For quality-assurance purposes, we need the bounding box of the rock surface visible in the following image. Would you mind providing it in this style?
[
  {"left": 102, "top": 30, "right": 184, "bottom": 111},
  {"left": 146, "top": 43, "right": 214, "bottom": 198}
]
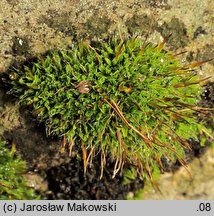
[{"left": 143, "top": 148, "right": 214, "bottom": 200}]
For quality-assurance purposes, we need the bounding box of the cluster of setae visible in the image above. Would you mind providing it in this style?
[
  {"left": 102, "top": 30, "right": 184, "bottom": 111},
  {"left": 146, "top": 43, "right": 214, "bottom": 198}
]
[
  {"left": 8, "top": 37, "right": 210, "bottom": 181},
  {"left": 0, "top": 138, "right": 39, "bottom": 199}
]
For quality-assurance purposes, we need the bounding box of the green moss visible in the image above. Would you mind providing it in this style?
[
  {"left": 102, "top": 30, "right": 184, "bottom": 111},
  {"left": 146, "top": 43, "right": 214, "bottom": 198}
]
[
  {"left": 8, "top": 37, "right": 209, "bottom": 181},
  {"left": 0, "top": 138, "right": 40, "bottom": 200}
]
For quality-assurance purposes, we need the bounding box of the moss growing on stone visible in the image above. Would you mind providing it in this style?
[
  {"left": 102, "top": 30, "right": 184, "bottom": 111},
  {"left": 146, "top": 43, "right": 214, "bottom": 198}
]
[
  {"left": 8, "top": 37, "right": 210, "bottom": 181},
  {"left": 0, "top": 138, "right": 39, "bottom": 200}
]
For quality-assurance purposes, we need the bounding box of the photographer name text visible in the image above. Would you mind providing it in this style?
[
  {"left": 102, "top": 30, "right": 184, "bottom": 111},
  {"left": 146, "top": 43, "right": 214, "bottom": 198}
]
[{"left": 3, "top": 202, "right": 117, "bottom": 213}]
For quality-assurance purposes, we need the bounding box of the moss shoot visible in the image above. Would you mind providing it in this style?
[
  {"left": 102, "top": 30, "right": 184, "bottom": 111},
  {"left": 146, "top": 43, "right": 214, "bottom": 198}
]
[
  {"left": 0, "top": 138, "right": 39, "bottom": 200},
  {"left": 8, "top": 37, "right": 210, "bottom": 181}
]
